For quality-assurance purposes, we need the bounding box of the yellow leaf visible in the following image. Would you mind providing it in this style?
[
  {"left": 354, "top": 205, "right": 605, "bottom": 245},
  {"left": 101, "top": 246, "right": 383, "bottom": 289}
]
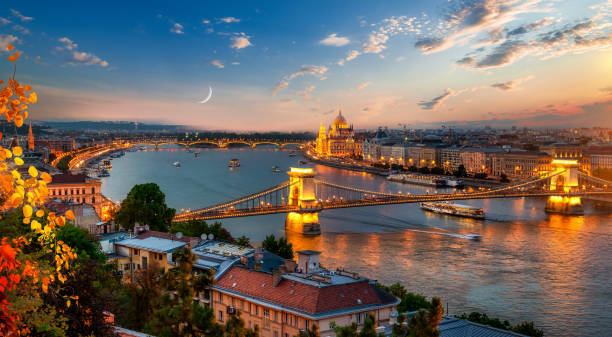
[
  {"left": 36, "top": 209, "right": 44, "bottom": 217},
  {"left": 23, "top": 204, "right": 33, "bottom": 217},
  {"left": 12, "top": 146, "right": 23, "bottom": 156},
  {"left": 65, "top": 210, "right": 75, "bottom": 221},
  {"left": 41, "top": 172, "right": 52, "bottom": 183},
  {"left": 22, "top": 217, "right": 30, "bottom": 224},
  {"left": 14, "top": 157, "right": 24, "bottom": 165},
  {"left": 5, "top": 149, "right": 12, "bottom": 158},
  {"left": 28, "top": 92, "right": 37, "bottom": 104},
  {"left": 31, "top": 220, "right": 41, "bottom": 232},
  {"left": 28, "top": 166, "right": 38, "bottom": 177}
]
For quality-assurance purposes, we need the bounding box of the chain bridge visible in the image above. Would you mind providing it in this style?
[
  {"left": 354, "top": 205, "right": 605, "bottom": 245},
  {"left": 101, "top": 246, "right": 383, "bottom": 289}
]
[{"left": 174, "top": 161, "right": 612, "bottom": 235}]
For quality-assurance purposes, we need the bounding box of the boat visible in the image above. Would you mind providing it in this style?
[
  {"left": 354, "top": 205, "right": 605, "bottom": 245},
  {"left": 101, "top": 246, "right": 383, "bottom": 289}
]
[
  {"left": 446, "top": 179, "right": 464, "bottom": 188},
  {"left": 420, "top": 201, "right": 485, "bottom": 219},
  {"left": 139, "top": 146, "right": 147, "bottom": 151},
  {"left": 103, "top": 160, "right": 112, "bottom": 169},
  {"left": 271, "top": 166, "right": 281, "bottom": 172},
  {"left": 194, "top": 152, "right": 200, "bottom": 158},
  {"left": 229, "top": 159, "right": 240, "bottom": 167},
  {"left": 173, "top": 161, "right": 181, "bottom": 167},
  {"left": 463, "top": 233, "right": 482, "bottom": 241},
  {"left": 388, "top": 174, "right": 446, "bottom": 187},
  {"left": 289, "top": 152, "right": 297, "bottom": 157},
  {"left": 97, "top": 169, "right": 110, "bottom": 177}
]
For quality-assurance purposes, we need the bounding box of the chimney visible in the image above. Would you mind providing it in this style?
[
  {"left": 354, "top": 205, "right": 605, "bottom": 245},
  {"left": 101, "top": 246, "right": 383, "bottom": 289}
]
[
  {"left": 284, "top": 259, "right": 297, "bottom": 273},
  {"left": 254, "top": 247, "right": 264, "bottom": 261},
  {"left": 240, "top": 256, "right": 249, "bottom": 266},
  {"left": 272, "top": 269, "right": 283, "bottom": 287},
  {"left": 254, "top": 261, "right": 262, "bottom": 271}
]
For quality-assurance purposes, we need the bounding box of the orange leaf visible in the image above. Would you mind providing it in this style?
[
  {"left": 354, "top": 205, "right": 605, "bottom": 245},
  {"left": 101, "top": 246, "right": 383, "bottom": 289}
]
[
  {"left": 7, "top": 45, "right": 14, "bottom": 51},
  {"left": 65, "top": 210, "right": 75, "bottom": 221},
  {"left": 8, "top": 55, "right": 15, "bottom": 63}
]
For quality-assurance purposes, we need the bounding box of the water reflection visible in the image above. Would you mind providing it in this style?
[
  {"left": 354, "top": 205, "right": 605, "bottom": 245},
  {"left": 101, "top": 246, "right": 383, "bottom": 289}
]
[{"left": 102, "top": 147, "right": 612, "bottom": 336}]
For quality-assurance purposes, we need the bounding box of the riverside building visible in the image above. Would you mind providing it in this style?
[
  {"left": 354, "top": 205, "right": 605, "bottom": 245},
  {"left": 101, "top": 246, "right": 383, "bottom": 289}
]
[{"left": 315, "top": 111, "right": 359, "bottom": 158}]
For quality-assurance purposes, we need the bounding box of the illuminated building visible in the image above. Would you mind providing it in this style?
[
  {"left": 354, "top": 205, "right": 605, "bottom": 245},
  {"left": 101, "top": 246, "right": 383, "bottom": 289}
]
[
  {"left": 491, "top": 151, "right": 552, "bottom": 179},
  {"left": 315, "top": 111, "right": 357, "bottom": 158},
  {"left": 545, "top": 159, "right": 584, "bottom": 215},
  {"left": 48, "top": 172, "right": 104, "bottom": 217}
]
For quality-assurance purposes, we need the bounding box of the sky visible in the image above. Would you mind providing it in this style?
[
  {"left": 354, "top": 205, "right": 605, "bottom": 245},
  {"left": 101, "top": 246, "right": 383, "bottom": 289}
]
[{"left": 0, "top": 0, "right": 611, "bottom": 131}]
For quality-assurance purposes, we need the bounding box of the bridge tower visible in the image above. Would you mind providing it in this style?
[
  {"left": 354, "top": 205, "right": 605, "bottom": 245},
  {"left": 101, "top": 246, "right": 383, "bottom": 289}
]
[
  {"left": 545, "top": 159, "right": 583, "bottom": 215},
  {"left": 285, "top": 167, "right": 321, "bottom": 235}
]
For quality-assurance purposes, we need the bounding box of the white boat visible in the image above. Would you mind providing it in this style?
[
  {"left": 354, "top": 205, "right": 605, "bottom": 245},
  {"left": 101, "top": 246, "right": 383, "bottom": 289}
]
[
  {"left": 173, "top": 161, "right": 181, "bottom": 167},
  {"left": 463, "top": 233, "right": 482, "bottom": 241},
  {"left": 229, "top": 159, "right": 240, "bottom": 167},
  {"left": 271, "top": 166, "right": 281, "bottom": 172},
  {"left": 420, "top": 201, "right": 485, "bottom": 219}
]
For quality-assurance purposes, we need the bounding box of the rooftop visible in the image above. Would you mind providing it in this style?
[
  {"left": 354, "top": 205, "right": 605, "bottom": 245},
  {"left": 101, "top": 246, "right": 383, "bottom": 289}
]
[
  {"left": 115, "top": 236, "right": 186, "bottom": 253},
  {"left": 49, "top": 172, "right": 99, "bottom": 184}
]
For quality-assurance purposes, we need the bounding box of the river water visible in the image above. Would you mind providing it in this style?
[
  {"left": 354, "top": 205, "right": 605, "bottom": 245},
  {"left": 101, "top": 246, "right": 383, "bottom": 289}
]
[{"left": 101, "top": 146, "right": 612, "bottom": 337}]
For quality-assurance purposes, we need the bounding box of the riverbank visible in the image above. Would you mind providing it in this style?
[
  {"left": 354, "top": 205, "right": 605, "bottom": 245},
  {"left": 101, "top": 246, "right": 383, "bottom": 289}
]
[{"left": 303, "top": 152, "right": 504, "bottom": 188}]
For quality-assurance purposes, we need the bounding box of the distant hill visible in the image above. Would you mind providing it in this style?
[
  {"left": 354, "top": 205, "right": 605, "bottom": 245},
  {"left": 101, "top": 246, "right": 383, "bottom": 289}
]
[{"left": 40, "top": 121, "right": 187, "bottom": 132}]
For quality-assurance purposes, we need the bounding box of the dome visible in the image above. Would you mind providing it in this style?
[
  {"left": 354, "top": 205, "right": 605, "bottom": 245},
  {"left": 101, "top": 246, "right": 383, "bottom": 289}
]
[{"left": 333, "top": 111, "right": 348, "bottom": 128}]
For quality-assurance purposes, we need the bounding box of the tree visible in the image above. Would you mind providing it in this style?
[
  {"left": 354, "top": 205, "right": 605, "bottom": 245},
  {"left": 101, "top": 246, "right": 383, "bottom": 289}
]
[
  {"left": 418, "top": 166, "right": 430, "bottom": 174},
  {"left": 56, "top": 224, "right": 105, "bottom": 261},
  {"left": 512, "top": 322, "right": 544, "bottom": 337},
  {"left": 299, "top": 324, "right": 321, "bottom": 337},
  {"left": 408, "top": 297, "right": 443, "bottom": 337},
  {"left": 224, "top": 310, "right": 259, "bottom": 337},
  {"left": 118, "top": 267, "right": 164, "bottom": 331},
  {"left": 262, "top": 234, "right": 294, "bottom": 259},
  {"left": 335, "top": 322, "right": 358, "bottom": 337},
  {"left": 170, "top": 220, "right": 236, "bottom": 243},
  {"left": 115, "top": 183, "right": 176, "bottom": 232},
  {"left": 56, "top": 155, "right": 72, "bottom": 172},
  {"left": 430, "top": 167, "right": 445, "bottom": 175},
  {"left": 453, "top": 165, "right": 467, "bottom": 177},
  {"left": 377, "top": 283, "right": 431, "bottom": 312},
  {"left": 359, "top": 314, "right": 378, "bottom": 337},
  {"left": 392, "top": 313, "right": 409, "bottom": 337},
  {"left": 456, "top": 312, "right": 544, "bottom": 337},
  {"left": 408, "top": 166, "right": 418, "bottom": 172}
]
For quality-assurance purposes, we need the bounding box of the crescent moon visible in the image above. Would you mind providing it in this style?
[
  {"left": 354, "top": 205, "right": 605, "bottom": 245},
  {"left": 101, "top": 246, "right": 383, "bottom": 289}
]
[{"left": 198, "top": 86, "right": 213, "bottom": 104}]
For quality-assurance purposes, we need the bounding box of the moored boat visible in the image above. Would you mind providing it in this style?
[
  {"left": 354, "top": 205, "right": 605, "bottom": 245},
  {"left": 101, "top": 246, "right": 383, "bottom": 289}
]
[
  {"left": 229, "top": 159, "right": 240, "bottom": 167},
  {"left": 271, "top": 165, "right": 281, "bottom": 172},
  {"left": 420, "top": 201, "right": 485, "bottom": 219},
  {"left": 173, "top": 161, "right": 181, "bottom": 167}
]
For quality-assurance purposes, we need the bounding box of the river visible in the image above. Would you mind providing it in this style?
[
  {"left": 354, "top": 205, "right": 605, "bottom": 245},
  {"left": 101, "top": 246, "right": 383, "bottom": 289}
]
[{"left": 100, "top": 145, "right": 612, "bottom": 337}]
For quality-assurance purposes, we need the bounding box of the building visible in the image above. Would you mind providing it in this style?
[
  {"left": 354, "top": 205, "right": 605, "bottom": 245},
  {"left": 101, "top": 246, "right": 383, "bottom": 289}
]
[
  {"left": 48, "top": 172, "right": 106, "bottom": 217},
  {"left": 381, "top": 315, "right": 530, "bottom": 337},
  {"left": 406, "top": 146, "right": 437, "bottom": 168},
  {"left": 315, "top": 111, "right": 358, "bottom": 158},
  {"left": 111, "top": 226, "right": 202, "bottom": 279},
  {"left": 211, "top": 249, "right": 399, "bottom": 337},
  {"left": 491, "top": 151, "right": 552, "bottom": 179},
  {"left": 46, "top": 200, "right": 110, "bottom": 235},
  {"left": 585, "top": 146, "right": 612, "bottom": 171},
  {"left": 440, "top": 147, "right": 462, "bottom": 172}
]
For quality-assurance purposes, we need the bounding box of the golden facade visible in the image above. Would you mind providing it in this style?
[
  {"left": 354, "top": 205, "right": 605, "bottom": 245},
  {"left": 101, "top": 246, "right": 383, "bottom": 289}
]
[{"left": 315, "top": 111, "right": 357, "bottom": 158}]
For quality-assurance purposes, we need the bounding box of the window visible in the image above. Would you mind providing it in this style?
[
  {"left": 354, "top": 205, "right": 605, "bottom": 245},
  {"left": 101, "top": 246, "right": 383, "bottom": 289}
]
[
  {"left": 218, "top": 310, "right": 223, "bottom": 322},
  {"left": 76, "top": 189, "right": 79, "bottom": 195},
  {"left": 231, "top": 297, "right": 235, "bottom": 307},
  {"left": 274, "top": 311, "right": 277, "bottom": 322},
  {"left": 305, "top": 319, "right": 309, "bottom": 330},
  {"left": 274, "top": 331, "right": 278, "bottom": 337},
  {"left": 91, "top": 187, "right": 95, "bottom": 194},
  {"left": 263, "top": 309, "right": 270, "bottom": 329},
  {"left": 254, "top": 305, "right": 258, "bottom": 316},
  {"left": 356, "top": 313, "right": 362, "bottom": 324},
  {"left": 133, "top": 249, "right": 139, "bottom": 256},
  {"left": 241, "top": 300, "right": 244, "bottom": 310},
  {"left": 82, "top": 188, "right": 85, "bottom": 194},
  {"left": 218, "top": 293, "right": 223, "bottom": 303}
]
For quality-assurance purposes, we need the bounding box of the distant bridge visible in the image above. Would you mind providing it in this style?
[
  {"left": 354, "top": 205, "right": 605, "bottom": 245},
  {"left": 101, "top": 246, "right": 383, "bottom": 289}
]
[
  {"left": 51, "top": 138, "right": 307, "bottom": 169},
  {"left": 173, "top": 165, "right": 612, "bottom": 234}
]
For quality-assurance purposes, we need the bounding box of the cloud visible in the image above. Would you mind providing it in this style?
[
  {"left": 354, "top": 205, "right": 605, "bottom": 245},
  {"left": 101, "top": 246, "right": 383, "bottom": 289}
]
[
  {"left": 0, "top": 35, "right": 19, "bottom": 52},
  {"left": 296, "top": 85, "right": 315, "bottom": 100},
  {"left": 490, "top": 75, "right": 534, "bottom": 91},
  {"left": 414, "top": 37, "right": 446, "bottom": 53},
  {"left": 231, "top": 33, "right": 252, "bottom": 49},
  {"left": 363, "top": 32, "right": 389, "bottom": 53},
  {"left": 10, "top": 9, "right": 33, "bottom": 22},
  {"left": 272, "top": 65, "right": 328, "bottom": 96},
  {"left": 231, "top": 62, "right": 240, "bottom": 65},
  {"left": 12, "top": 24, "right": 29, "bottom": 35},
  {"left": 56, "top": 37, "right": 109, "bottom": 67},
  {"left": 356, "top": 81, "right": 372, "bottom": 90},
  {"left": 338, "top": 50, "right": 361, "bottom": 66},
  {"left": 170, "top": 23, "right": 184, "bottom": 34},
  {"left": 0, "top": 17, "right": 10, "bottom": 25},
  {"left": 323, "top": 108, "right": 339, "bottom": 115},
  {"left": 211, "top": 60, "right": 224, "bottom": 69},
  {"left": 456, "top": 55, "right": 475, "bottom": 66},
  {"left": 472, "top": 40, "right": 530, "bottom": 68},
  {"left": 319, "top": 33, "right": 350, "bottom": 47},
  {"left": 600, "top": 86, "right": 612, "bottom": 96},
  {"left": 507, "top": 18, "right": 551, "bottom": 36},
  {"left": 219, "top": 17, "right": 241, "bottom": 23},
  {"left": 418, "top": 88, "right": 455, "bottom": 110},
  {"left": 202, "top": 19, "right": 211, "bottom": 24}
]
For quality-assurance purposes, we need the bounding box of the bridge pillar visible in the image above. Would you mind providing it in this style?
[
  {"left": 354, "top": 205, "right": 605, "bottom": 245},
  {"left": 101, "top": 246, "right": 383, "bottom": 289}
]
[
  {"left": 285, "top": 167, "right": 321, "bottom": 235},
  {"left": 545, "top": 159, "right": 584, "bottom": 215}
]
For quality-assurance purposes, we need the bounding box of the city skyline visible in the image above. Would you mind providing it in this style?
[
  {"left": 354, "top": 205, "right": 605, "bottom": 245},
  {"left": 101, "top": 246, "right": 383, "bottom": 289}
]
[{"left": 0, "top": 0, "right": 611, "bottom": 130}]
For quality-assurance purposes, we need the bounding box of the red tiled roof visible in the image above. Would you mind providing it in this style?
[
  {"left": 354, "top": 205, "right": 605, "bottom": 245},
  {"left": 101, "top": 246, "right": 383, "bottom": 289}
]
[
  {"left": 49, "top": 173, "right": 93, "bottom": 184},
  {"left": 215, "top": 266, "right": 396, "bottom": 315}
]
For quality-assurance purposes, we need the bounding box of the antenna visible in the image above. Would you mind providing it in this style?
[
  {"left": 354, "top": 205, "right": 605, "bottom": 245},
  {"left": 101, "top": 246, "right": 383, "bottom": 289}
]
[
  {"left": 176, "top": 232, "right": 183, "bottom": 240},
  {"left": 201, "top": 233, "right": 207, "bottom": 241},
  {"left": 207, "top": 233, "right": 214, "bottom": 240}
]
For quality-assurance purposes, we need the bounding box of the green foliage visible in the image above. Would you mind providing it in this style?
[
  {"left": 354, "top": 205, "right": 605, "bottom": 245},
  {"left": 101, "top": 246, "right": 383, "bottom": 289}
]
[
  {"left": 456, "top": 312, "right": 544, "bottom": 337},
  {"left": 334, "top": 322, "right": 358, "bottom": 337},
  {"left": 391, "top": 163, "right": 404, "bottom": 170},
  {"left": 418, "top": 166, "right": 430, "bottom": 174},
  {"left": 115, "top": 183, "right": 176, "bottom": 232},
  {"left": 224, "top": 310, "right": 259, "bottom": 337},
  {"left": 0, "top": 209, "right": 30, "bottom": 239},
  {"left": 56, "top": 224, "right": 105, "bottom": 261},
  {"left": 56, "top": 156, "right": 72, "bottom": 172},
  {"left": 474, "top": 172, "right": 488, "bottom": 179},
  {"left": 298, "top": 324, "right": 321, "bottom": 337},
  {"left": 262, "top": 234, "right": 294, "bottom": 259},
  {"left": 453, "top": 165, "right": 467, "bottom": 177},
  {"left": 117, "top": 267, "right": 164, "bottom": 331},
  {"left": 408, "top": 166, "right": 418, "bottom": 172},
  {"left": 391, "top": 313, "right": 409, "bottom": 337},
  {"left": 408, "top": 297, "right": 443, "bottom": 337},
  {"left": 430, "top": 167, "right": 445, "bottom": 175},
  {"left": 169, "top": 220, "right": 236, "bottom": 244},
  {"left": 359, "top": 314, "right": 378, "bottom": 337},
  {"left": 377, "top": 283, "right": 431, "bottom": 312}
]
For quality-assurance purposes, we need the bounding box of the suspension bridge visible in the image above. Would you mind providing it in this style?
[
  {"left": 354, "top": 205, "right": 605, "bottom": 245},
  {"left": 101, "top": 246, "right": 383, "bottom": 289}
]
[{"left": 174, "top": 160, "right": 612, "bottom": 235}]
